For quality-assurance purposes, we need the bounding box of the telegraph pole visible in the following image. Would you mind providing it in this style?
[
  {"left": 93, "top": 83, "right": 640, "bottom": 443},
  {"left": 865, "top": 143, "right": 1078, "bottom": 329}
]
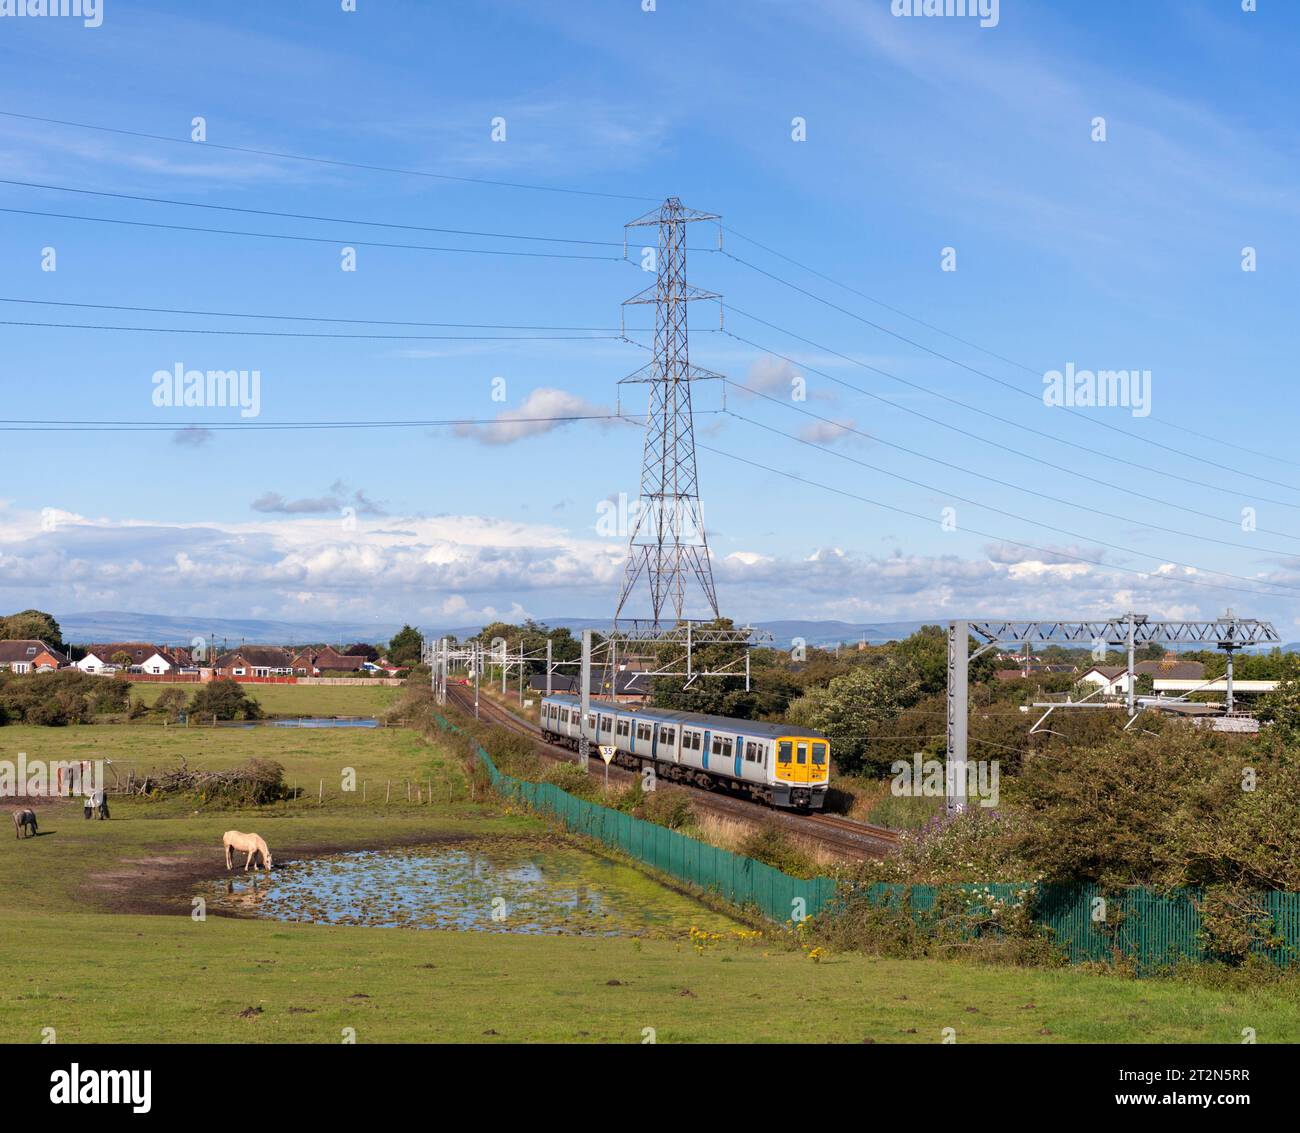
[{"left": 578, "top": 629, "right": 592, "bottom": 770}]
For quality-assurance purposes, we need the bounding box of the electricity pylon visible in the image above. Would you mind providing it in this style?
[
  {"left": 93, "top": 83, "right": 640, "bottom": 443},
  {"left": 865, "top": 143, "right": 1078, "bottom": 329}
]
[{"left": 614, "top": 197, "right": 723, "bottom": 631}]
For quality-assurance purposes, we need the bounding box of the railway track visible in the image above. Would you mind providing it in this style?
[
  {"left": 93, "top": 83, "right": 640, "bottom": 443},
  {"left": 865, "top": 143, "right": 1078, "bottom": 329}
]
[{"left": 444, "top": 683, "right": 900, "bottom": 859}]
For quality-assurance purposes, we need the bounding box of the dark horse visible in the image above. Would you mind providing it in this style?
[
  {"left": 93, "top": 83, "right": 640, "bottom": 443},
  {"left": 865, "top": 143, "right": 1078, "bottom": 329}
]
[{"left": 13, "top": 809, "right": 37, "bottom": 838}]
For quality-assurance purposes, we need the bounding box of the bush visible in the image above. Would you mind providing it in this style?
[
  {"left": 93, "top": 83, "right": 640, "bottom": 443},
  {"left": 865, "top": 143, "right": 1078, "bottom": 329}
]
[
  {"left": 738, "top": 825, "right": 817, "bottom": 878},
  {"left": 153, "top": 687, "right": 188, "bottom": 722},
  {"left": 0, "top": 670, "right": 131, "bottom": 725},
  {"left": 636, "top": 788, "right": 694, "bottom": 830},
  {"left": 188, "top": 679, "right": 263, "bottom": 721}
]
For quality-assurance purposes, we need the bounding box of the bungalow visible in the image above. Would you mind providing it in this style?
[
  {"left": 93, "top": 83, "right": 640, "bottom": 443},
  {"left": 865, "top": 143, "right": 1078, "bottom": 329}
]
[
  {"left": 0, "top": 639, "right": 68, "bottom": 673},
  {"left": 213, "top": 647, "right": 296, "bottom": 678},
  {"left": 76, "top": 642, "right": 165, "bottom": 673},
  {"left": 289, "top": 647, "right": 365, "bottom": 676}
]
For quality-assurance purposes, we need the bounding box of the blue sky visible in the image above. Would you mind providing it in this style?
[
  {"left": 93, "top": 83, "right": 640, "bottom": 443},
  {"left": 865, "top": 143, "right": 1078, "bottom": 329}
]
[{"left": 3, "top": 0, "right": 1300, "bottom": 635}]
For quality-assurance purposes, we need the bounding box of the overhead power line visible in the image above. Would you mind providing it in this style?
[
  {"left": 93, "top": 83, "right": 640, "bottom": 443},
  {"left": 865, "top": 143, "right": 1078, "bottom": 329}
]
[
  {"left": 0, "top": 318, "right": 628, "bottom": 341},
  {"left": 724, "top": 379, "right": 1300, "bottom": 557},
  {"left": 0, "top": 410, "right": 691, "bottom": 433},
  {"left": 0, "top": 110, "right": 659, "bottom": 202},
  {"left": 685, "top": 434, "right": 1300, "bottom": 603},
  {"left": 722, "top": 225, "right": 1300, "bottom": 475},
  {"left": 724, "top": 408, "right": 1300, "bottom": 596},
  {"left": 723, "top": 329, "right": 1300, "bottom": 543},
  {"left": 0, "top": 206, "right": 623, "bottom": 261},
  {"left": 723, "top": 315, "right": 1300, "bottom": 512},
  {"left": 0, "top": 296, "right": 636, "bottom": 332},
  {"left": 0, "top": 177, "right": 624, "bottom": 247}
]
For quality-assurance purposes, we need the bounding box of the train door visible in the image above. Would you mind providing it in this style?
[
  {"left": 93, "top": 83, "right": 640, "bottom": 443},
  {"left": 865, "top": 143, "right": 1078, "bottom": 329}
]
[
  {"left": 734, "top": 734, "right": 744, "bottom": 779},
  {"left": 793, "top": 740, "right": 810, "bottom": 784},
  {"left": 702, "top": 729, "right": 711, "bottom": 771}
]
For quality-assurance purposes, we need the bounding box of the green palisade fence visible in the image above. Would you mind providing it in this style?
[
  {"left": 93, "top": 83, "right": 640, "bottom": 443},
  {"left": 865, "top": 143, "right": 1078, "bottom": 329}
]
[{"left": 440, "top": 713, "right": 1300, "bottom": 964}]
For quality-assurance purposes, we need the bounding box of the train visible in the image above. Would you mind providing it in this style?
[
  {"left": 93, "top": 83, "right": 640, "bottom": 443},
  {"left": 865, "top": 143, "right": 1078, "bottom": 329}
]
[{"left": 539, "top": 693, "right": 829, "bottom": 811}]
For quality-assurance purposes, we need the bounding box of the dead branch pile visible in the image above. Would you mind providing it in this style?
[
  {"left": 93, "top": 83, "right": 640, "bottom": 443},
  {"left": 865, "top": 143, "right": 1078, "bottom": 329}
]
[{"left": 150, "top": 758, "right": 287, "bottom": 806}]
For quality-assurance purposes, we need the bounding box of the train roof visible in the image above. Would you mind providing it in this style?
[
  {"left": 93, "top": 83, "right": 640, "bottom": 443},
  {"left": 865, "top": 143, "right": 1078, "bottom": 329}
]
[{"left": 541, "top": 692, "right": 828, "bottom": 741}]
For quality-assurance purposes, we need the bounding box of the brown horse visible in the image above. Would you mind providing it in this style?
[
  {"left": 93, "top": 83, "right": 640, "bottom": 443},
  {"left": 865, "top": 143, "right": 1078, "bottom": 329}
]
[
  {"left": 13, "top": 809, "right": 37, "bottom": 839},
  {"left": 223, "top": 830, "right": 272, "bottom": 871}
]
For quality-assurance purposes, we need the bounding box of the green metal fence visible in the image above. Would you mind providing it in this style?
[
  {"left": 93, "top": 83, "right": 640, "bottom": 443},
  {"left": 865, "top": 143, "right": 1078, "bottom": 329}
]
[
  {"left": 439, "top": 713, "right": 1300, "bottom": 964},
  {"left": 434, "top": 712, "right": 837, "bottom": 923}
]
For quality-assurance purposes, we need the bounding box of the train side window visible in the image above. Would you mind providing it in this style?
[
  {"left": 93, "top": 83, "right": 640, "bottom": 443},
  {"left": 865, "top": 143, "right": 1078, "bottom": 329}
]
[
  {"left": 778, "top": 741, "right": 792, "bottom": 764},
  {"left": 745, "top": 742, "right": 759, "bottom": 763},
  {"left": 796, "top": 743, "right": 808, "bottom": 765},
  {"left": 601, "top": 715, "right": 612, "bottom": 734},
  {"left": 659, "top": 726, "right": 675, "bottom": 745},
  {"left": 616, "top": 718, "right": 630, "bottom": 738},
  {"left": 812, "top": 743, "right": 827, "bottom": 766}
]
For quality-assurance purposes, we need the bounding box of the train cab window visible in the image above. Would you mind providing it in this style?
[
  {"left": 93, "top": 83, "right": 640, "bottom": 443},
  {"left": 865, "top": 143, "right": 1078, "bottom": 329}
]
[
  {"left": 659, "top": 726, "right": 675, "bottom": 746},
  {"left": 616, "top": 718, "right": 630, "bottom": 738},
  {"left": 811, "top": 743, "right": 827, "bottom": 766},
  {"left": 777, "top": 741, "right": 792, "bottom": 764},
  {"left": 796, "top": 743, "right": 808, "bottom": 765}
]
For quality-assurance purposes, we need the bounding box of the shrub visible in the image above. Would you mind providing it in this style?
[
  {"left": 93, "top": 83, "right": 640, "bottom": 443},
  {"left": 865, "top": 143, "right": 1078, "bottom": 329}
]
[{"left": 188, "top": 678, "right": 263, "bottom": 721}]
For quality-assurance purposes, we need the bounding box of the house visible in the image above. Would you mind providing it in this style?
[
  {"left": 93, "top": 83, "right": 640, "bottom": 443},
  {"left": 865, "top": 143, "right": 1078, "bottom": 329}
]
[
  {"left": 76, "top": 642, "right": 167, "bottom": 673},
  {"left": 0, "top": 639, "right": 68, "bottom": 673},
  {"left": 213, "top": 647, "right": 296, "bottom": 678},
  {"left": 289, "top": 647, "right": 365, "bottom": 676},
  {"left": 1079, "top": 659, "right": 1207, "bottom": 697}
]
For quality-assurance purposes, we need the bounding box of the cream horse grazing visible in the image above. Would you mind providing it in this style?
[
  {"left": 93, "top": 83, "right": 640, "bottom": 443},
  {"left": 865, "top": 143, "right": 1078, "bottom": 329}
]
[{"left": 223, "top": 830, "right": 273, "bottom": 872}]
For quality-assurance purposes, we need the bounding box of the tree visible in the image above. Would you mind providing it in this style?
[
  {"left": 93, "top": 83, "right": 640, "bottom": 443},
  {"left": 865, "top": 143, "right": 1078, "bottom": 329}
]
[
  {"left": 110, "top": 651, "right": 133, "bottom": 669},
  {"left": 154, "top": 686, "right": 189, "bottom": 722},
  {"left": 0, "top": 609, "right": 63, "bottom": 649},
  {"left": 343, "top": 642, "right": 379, "bottom": 661},
  {"left": 387, "top": 625, "right": 424, "bottom": 667},
  {"left": 786, "top": 661, "right": 923, "bottom": 775},
  {"left": 1256, "top": 655, "right": 1300, "bottom": 741},
  {"left": 189, "top": 678, "right": 263, "bottom": 721}
]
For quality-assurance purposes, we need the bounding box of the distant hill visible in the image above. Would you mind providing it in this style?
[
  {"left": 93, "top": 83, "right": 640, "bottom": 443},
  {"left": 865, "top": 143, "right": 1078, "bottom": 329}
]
[
  {"left": 56, "top": 611, "right": 934, "bottom": 649},
  {"left": 57, "top": 611, "right": 406, "bottom": 649}
]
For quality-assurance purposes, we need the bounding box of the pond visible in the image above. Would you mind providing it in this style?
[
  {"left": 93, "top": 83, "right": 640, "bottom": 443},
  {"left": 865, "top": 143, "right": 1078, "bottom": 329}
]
[{"left": 204, "top": 840, "right": 743, "bottom": 938}]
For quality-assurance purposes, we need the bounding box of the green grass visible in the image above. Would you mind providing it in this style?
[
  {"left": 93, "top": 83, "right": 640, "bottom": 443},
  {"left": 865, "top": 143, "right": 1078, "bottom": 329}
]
[
  {"left": 130, "top": 680, "right": 402, "bottom": 717},
  {"left": 4, "top": 722, "right": 1300, "bottom": 1043},
  {"left": 3, "top": 913, "right": 1298, "bottom": 1043}
]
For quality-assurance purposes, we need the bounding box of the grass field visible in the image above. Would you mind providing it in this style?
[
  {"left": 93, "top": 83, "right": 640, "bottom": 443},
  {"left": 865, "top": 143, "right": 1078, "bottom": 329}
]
[
  {"left": 3, "top": 721, "right": 1300, "bottom": 1043},
  {"left": 131, "top": 680, "right": 402, "bottom": 717}
]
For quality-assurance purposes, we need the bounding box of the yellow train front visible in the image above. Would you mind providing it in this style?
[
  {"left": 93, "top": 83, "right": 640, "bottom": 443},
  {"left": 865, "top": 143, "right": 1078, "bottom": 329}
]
[{"left": 539, "top": 695, "right": 830, "bottom": 810}]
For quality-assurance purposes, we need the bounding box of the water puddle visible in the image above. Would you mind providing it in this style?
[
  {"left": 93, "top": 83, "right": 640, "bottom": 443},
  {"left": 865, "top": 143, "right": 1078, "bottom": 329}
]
[{"left": 204, "top": 840, "right": 742, "bottom": 937}]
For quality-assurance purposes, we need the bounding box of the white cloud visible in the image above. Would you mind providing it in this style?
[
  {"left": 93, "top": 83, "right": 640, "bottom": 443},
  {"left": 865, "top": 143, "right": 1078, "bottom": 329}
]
[{"left": 453, "top": 387, "right": 609, "bottom": 446}]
